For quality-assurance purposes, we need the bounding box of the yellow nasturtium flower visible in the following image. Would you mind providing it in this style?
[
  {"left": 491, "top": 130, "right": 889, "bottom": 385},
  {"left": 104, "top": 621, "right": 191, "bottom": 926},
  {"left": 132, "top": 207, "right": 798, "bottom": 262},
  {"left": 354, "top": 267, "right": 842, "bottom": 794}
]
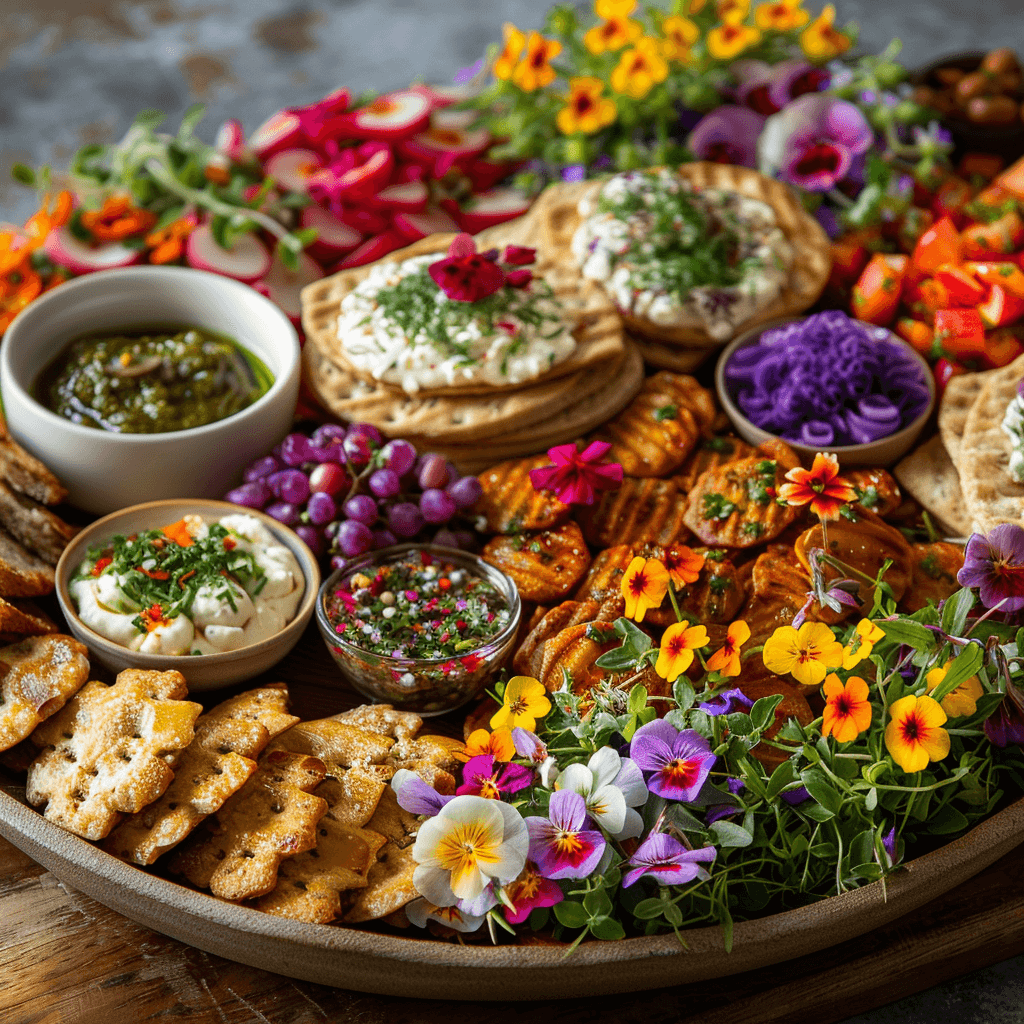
[
  {"left": 655, "top": 622, "right": 709, "bottom": 683},
  {"left": 511, "top": 31, "right": 563, "bottom": 92},
  {"left": 885, "top": 695, "right": 950, "bottom": 773},
  {"left": 557, "top": 77, "right": 618, "bottom": 135},
  {"left": 842, "top": 618, "right": 885, "bottom": 670},
  {"left": 620, "top": 556, "right": 669, "bottom": 621},
  {"left": 762, "top": 621, "right": 844, "bottom": 687},
  {"left": 610, "top": 36, "right": 670, "bottom": 99},
  {"left": 493, "top": 23, "right": 526, "bottom": 81},
  {"left": 925, "top": 663, "right": 984, "bottom": 718},
  {"left": 660, "top": 15, "right": 700, "bottom": 63},
  {"left": 799, "top": 3, "right": 852, "bottom": 60},
  {"left": 707, "top": 17, "right": 762, "bottom": 60},
  {"left": 754, "top": 0, "right": 809, "bottom": 31},
  {"left": 584, "top": 0, "right": 643, "bottom": 54}
]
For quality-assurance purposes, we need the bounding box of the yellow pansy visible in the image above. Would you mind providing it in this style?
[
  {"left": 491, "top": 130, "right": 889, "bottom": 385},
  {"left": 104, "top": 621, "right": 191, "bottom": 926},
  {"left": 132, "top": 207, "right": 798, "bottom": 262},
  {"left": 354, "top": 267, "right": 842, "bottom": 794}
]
[
  {"left": 925, "top": 663, "right": 984, "bottom": 718},
  {"left": 660, "top": 15, "right": 700, "bottom": 63},
  {"left": 842, "top": 618, "right": 885, "bottom": 670},
  {"left": 754, "top": 0, "right": 809, "bottom": 31},
  {"left": 707, "top": 18, "right": 761, "bottom": 60},
  {"left": 493, "top": 23, "right": 526, "bottom": 81},
  {"left": 762, "top": 621, "right": 844, "bottom": 687},
  {"left": 610, "top": 36, "right": 670, "bottom": 99},
  {"left": 511, "top": 31, "right": 563, "bottom": 92}
]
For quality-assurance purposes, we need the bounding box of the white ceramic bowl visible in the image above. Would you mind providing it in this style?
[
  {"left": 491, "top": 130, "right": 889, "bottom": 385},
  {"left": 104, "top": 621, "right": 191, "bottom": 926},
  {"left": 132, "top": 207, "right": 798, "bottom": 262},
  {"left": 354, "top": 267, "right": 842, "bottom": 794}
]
[
  {"left": 714, "top": 317, "right": 936, "bottom": 467},
  {"left": 0, "top": 266, "right": 300, "bottom": 515},
  {"left": 54, "top": 499, "right": 320, "bottom": 691}
]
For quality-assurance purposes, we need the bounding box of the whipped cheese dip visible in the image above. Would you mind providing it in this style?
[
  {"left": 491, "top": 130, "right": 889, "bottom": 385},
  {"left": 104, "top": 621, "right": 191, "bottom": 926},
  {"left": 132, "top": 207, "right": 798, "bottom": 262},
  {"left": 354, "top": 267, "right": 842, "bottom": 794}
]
[
  {"left": 70, "top": 513, "right": 304, "bottom": 656},
  {"left": 571, "top": 169, "right": 794, "bottom": 341},
  {"left": 1002, "top": 385, "right": 1024, "bottom": 483},
  {"left": 336, "top": 253, "right": 577, "bottom": 393}
]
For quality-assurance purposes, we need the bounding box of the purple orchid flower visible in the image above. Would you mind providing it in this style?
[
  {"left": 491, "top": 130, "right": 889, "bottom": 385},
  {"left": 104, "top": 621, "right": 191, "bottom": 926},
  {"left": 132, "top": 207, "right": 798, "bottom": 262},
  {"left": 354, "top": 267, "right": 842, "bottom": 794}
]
[
  {"left": 456, "top": 754, "right": 533, "bottom": 799},
  {"left": 629, "top": 720, "right": 716, "bottom": 802},
  {"left": 524, "top": 789, "right": 606, "bottom": 880},
  {"left": 958, "top": 524, "right": 1024, "bottom": 613},
  {"left": 758, "top": 93, "right": 873, "bottom": 193},
  {"left": 503, "top": 860, "right": 564, "bottom": 924},
  {"left": 698, "top": 687, "right": 754, "bottom": 717},
  {"left": 622, "top": 833, "right": 716, "bottom": 889},
  {"left": 391, "top": 769, "right": 454, "bottom": 816},
  {"left": 688, "top": 106, "right": 766, "bottom": 168}
]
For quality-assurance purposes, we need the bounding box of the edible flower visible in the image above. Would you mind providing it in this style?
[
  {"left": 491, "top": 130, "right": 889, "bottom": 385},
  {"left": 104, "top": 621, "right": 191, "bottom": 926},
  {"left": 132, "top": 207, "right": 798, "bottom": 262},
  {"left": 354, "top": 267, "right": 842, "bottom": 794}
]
[
  {"left": 885, "top": 695, "right": 950, "bottom": 773},
  {"left": 777, "top": 452, "right": 858, "bottom": 520},
  {"left": 706, "top": 17, "right": 761, "bottom": 62},
  {"left": 583, "top": 0, "right": 643, "bottom": 54},
  {"left": 924, "top": 663, "right": 983, "bottom": 718},
  {"left": 391, "top": 768, "right": 454, "bottom": 816},
  {"left": 842, "top": 618, "right": 885, "bottom": 670},
  {"left": 821, "top": 673, "right": 872, "bottom": 742},
  {"left": 754, "top": 0, "right": 809, "bottom": 31},
  {"left": 493, "top": 23, "right": 526, "bottom": 80},
  {"left": 716, "top": 0, "right": 750, "bottom": 18},
  {"left": 629, "top": 719, "right": 716, "bottom": 802},
  {"left": 762, "top": 621, "right": 844, "bottom": 687},
  {"left": 511, "top": 31, "right": 563, "bottom": 92},
  {"left": 525, "top": 789, "right": 606, "bottom": 879},
  {"left": 529, "top": 440, "right": 624, "bottom": 506},
  {"left": 405, "top": 897, "right": 485, "bottom": 933},
  {"left": 876, "top": 824, "right": 902, "bottom": 870},
  {"left": 798, "top": 3, "right": 852, "bottom": 60},
  {"left": 557, "top": 77, "right": 618, "bottom": 136},
  {"left": 610, "top": 36, "right": 669, "bottom": 100},
  {"left": 555, "top": 747, "right": 647, "bottom": 839},
  {"left": 411, "top": 794, "right": 529, "bottom": 905},
  {"left": 490, "top": 676, "right": 552, "bottom": 732},
  {"left": 456, "top": 727, "right": 515, "bottom": 764},
  {"left": 688, "top": 105, "right": 766, "bottom": 167},
  {"left": 655, "top": 622, "right": 709, "bottom": 683},
  {"left": 144, "top": 213, "right": 196, "bottom": 265},
  {"left": 622, "top": 832, "right": 716, "bottom": 889},
  {"left": 79, "top": 194, "right": 157, "bottom": 242},
  {"left": 698, "top": 686, "right": 753, "bottom": 716},
  {"left": 663, "top": 545, "right": 705, "bottom": 587},
  {"left": 429, "top": 233, "right": 506, "bottom": 303},
  {"left": 957, "top": 524, "right": 1024, "bottom": 613},
  {"left": 620, "top": 556, "right": 669, "bottom": 622},
  {"left": 984, "top": 681, "right": 1024, "bottom": 748},
  {"left": 706, "top": 620, "right": 751, "bottom": 677},
  {"left": 659, "top": 15, "right": 700, "bottom": 63},
  {"left": 513, "top": 727, "right": 559, "bottom": 787},
  {"left": 457, "top": 753, "right": 533, "bottom": 800},
  {"left": 503, "top": 861, "right": 564, "bottom": 923}
]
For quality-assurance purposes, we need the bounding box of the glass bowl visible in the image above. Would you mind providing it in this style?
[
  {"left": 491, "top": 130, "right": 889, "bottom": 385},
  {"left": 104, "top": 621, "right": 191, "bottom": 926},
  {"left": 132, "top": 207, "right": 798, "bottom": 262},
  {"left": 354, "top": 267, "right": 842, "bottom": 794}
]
[{"left": 315, "top": 544, "right": 521, "bottom": 716}]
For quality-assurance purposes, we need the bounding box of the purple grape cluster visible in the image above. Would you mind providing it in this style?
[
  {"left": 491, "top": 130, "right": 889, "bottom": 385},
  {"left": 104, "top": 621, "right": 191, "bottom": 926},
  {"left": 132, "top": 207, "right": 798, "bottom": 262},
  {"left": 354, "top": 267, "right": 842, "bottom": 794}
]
[{"left": 224, "top": 422, "right": 483, "bottom": 569}]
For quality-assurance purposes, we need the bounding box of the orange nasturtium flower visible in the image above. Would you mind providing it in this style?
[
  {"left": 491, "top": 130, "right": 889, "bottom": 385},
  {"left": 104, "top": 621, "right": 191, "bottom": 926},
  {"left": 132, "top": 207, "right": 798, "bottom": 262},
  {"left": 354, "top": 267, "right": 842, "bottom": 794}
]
[
  {"left": 754, "top": 0, "right": 809, "bottom": 32},
  {"left": 511, "top": 31, "right": 563, "bottom": 92},
  {"left": 490, "top": 676, "right": 551, "bottom": 732},
  {"left": 660, "top": 15, "right": 700, "bottom": 63},
  {"left": 716, "top": 0, "right": 750, "bottom": 18},
  {"left": 777, "top": 452, "right": 858, "bottom": 521},
  {"left": 924, "top": 663, "right": 984, "bottom": 718},
  {"left": 493, "top": 23, "right": 527, "bottom": 80},
  {"left": 456, "top": 727, "right": 515, "bottom": 764},
  {"left": 706, "top": 17, "right": 762, "bottom": 61},
  {"left": 842, "top": 618, "right": 885, "bottom": 670},
  {"left": 655, "top": 622, "right": 709, "bottom": 683},
  {"left": 610, "top": 36, "right": 670, "bottom": 99},
  {"left": 620, "top": 556, "right": 669, "bottom": 622},
  {"left": 79, "top": 194, "right": 157, "bottom": 242},
  {"left": 556, "top": 77, "right": 618, "bottom": 135},
  {"left": 885, "top": 694, "right": 950, "bottom": 773},
  {"left": 799, "top": 4, "right": 852, "bottom": 60},
  {"left": 821, "top": 673, "right": 872, "bottom": 743},
  {"left": 762, "top": 621, "right": 843, "bottom": 687},
  {"left": 583, "top": 0, "right": 643, "bottom": 55},
  {"left": 145, "top": 215, "right": 196, "bottom": 265},
  {"left": 162, "top": 518, "right": 196, "bottom": 547},
  {"left": 706, "top": 620, "right": 751, "bottom": 677},
  {"left": 663, "top": 545, "right": 705, "bottom": 588}
]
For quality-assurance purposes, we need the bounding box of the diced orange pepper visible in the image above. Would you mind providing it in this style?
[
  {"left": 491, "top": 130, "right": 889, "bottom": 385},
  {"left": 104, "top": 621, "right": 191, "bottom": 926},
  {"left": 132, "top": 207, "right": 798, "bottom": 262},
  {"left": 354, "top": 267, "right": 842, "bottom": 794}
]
[
  {"left": 906, "top": 277, "right": 952, "bottom": 322},
  {"left": 894, "top": 317, "right": 935, "bottom": 358},
  {"left": 965, "top": 261, "right": 1024, "bottom": 299},
  {"left": 978, "top": 284, "right": 1024, "bottom": 328},
  {"left": 911, "top": 216, "right": 961, "bottom": 274},
  {"left": 934, "top": 263, "right": 986, "bottom": 305},
  {"left": 932, "top": 176, "right": 976, "bottom": 228},
  {"left": 934, "top": 307, "right": 986, "bottom": 359},
  {"left": 983, "top": 327, "right": 1024, "bottom": 368},
  {"left": 850, "top": 253, "right": 907, "bottom": 326},
  {"left": 995, "top": 155, "right": 1024, "bottom": 203},
  {"left": 162, "top": 519, "right": 195, "bottom": 547},
  {"left": 961, "top": 211, "right": 1024, "bottom": 260},
  {"left": 958, "top": 152, "right": 1006, "bottom": 183}
]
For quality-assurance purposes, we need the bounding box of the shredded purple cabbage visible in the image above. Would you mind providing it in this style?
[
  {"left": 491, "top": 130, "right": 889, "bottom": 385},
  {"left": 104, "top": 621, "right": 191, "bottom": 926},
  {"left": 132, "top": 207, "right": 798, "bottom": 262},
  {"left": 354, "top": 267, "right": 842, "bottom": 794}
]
[{"left": 723, "top": 312, "right": 931, "bottom": 446}]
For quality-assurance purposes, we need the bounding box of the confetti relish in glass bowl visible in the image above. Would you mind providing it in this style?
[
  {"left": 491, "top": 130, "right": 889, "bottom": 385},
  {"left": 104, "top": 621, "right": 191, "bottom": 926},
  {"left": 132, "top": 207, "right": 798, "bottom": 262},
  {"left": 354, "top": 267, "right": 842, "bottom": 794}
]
[{"left": 315, "top": 544, "right": 521, "bottom": 715}]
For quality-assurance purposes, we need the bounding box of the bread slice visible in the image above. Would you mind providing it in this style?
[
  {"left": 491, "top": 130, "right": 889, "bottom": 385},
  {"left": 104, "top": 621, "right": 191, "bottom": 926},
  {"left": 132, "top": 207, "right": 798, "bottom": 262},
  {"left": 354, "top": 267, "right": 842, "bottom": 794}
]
[
  {"left": 0, "top": 527, "right": 56, "bottom": 597},
  {"left": 0, "top": 420, "right": 68, "bottom": 506},
  {"left": 0, "top": 479, "right": 77, "bottom": 565},
  {"left": 0, "top": 597, "right": 59, "bottom": 636}
]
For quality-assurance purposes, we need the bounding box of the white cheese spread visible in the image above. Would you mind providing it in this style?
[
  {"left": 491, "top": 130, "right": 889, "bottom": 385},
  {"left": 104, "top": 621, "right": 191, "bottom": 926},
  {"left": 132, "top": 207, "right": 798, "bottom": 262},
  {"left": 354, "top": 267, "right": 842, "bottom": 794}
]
[{"left": 1002, "top": 387, "right": 1024, "bottom": 483}]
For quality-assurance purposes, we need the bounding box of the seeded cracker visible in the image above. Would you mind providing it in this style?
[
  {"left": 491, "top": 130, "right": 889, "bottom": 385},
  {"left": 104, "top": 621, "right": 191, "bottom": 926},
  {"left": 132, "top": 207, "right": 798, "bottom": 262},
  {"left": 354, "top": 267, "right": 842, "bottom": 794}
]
[{"left": 268, "top": 718, "right": 395, "bottom": 777}]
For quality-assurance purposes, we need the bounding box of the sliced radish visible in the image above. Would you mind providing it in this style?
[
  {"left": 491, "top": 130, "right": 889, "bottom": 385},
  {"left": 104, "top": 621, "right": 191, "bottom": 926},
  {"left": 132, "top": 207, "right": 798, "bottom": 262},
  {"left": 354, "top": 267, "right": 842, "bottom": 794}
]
[
  {"left": 300, "top": 205, "right": 363, "bottom": 260},
  {"left": 410, "top": 83, "right": 477, "bottom": 109},
  {"left": 250, "top": 109, "right": 304, "bottom": 160},
  {"left": 252, "top": 251, "right": 323, "bottom": 326},
  {"left": 368, "top": 179, "right": 429, "bottom": 213},
  {"left": 334, "top": 148, "right": 394, "bottom": 199},
  {"left": 393, "top": 207, "right": 460, "bottom": 241},
  {"left": 336, "top": 231, "right": 407, "bottom": 270},
  {"left": 464, "top": 157, "right": 514, "bottom": 193},
  {"left": 345, "top": 90, "right": 431, "bottom": 141},
  {"left": 43, "top": 226, "right": 143, "bottom": 275},
  {"left": 398, "top": 124, "right": 490, "bottom": 178},
  {"left": 457, "top": 187, "right": 532, "bottom": 233},
  {"left": 430, "top": 108, "right": 480, "bottom": 132},
  {"left": 265, "top": 148, "right": 324, "bottom": 195},
  {"left": 185, "top": 223, "right": 271, "bottom": 284},
  {"left": 215, "top": 119, "right": 250, "bottom": 163},
  {"left": 394, "top": 161, "right": 428, "bottom": 184},
  {"left": 335, "top": 206, "right": 390, "bottom": 236}
]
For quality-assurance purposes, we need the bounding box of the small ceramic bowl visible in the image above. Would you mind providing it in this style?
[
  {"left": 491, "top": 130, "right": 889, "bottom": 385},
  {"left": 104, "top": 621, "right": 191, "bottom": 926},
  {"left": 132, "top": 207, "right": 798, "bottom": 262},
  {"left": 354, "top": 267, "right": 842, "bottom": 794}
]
[
  {"left": 316, "top": 544, "right": 521, "bottom": 716},
  {"left": 54, "top": 499, "right": 320, "bottom": 691},
  {"left": 714, "top": 317, "right": 936, "bottom": 467},
  {"left": 0, "top": 266, "right": 300, "bottom": 515}
]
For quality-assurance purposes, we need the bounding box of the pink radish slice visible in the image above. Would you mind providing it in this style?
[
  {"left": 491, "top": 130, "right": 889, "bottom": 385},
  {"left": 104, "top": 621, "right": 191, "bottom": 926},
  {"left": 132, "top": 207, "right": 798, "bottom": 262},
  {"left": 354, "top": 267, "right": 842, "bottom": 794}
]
[
  {"left": 430, "top": 108, "right": 480, "bottom": 132},
  {"left": 252, "top": 251, "right": 323, "bottom": 325},
  {"left": 465, "top": 157, "right": 516, "bottom": 193},
  {"left": 392, "top": 208, "right": 460, "bottom": 241},
  {"left": 250, "top": 110, "right": 304, "bottom": 160},
  {"left": 185, "top": 223, "right": 271, "bottom": 284},
  {"left": 264, "top": 148, "right": 324, "bottom": 195},
  {"left": 215, "top": 119, "right": 250, "bottom": 162},
  {"left": 325, "top": 148, "right": 394, "bottom": 200},
  {"left": 368, "top": 179, "right": 429, "bottom": 213},
  {"left": 335, "top": 206, "right": 390, "bottom": 236},
  {"left": 457, "top": 187, "right": 532, "bottom": 233},
  {"left": 43, "top": 226, "right": 142, "bottom": 275},
  {"left": 300, "top": 205, "right": 363, "bottom": 259},
  {"left": 336, "top": 231, "right": 407, "bottom": 270},
  {"left": 394, "top": 162, "right": 428, "bottom": 184},
  {"left": 347, "top": 90, "right": 431, "bottom": 140}
]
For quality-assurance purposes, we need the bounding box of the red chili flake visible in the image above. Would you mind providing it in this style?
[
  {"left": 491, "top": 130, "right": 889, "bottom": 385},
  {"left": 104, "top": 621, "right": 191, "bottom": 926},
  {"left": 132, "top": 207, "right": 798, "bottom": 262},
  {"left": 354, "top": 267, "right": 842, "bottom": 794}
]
[
  {"left": 178, "top": 569, "right": 196, "bottom": 589},
  {"left": 139, "top": 603, "right": 167, "bottom": 632},
  {"left": 136, "top": 566, "right": 171, "bottom": 580},
  {"left": 438, "top": 577, "right": 452, "bottom": 591},
  {"left": 222, "top": 536, "right": 237, "bottom": 550},
  {"left": 91, "top": 556, "right": 112, "bottom": 577}
]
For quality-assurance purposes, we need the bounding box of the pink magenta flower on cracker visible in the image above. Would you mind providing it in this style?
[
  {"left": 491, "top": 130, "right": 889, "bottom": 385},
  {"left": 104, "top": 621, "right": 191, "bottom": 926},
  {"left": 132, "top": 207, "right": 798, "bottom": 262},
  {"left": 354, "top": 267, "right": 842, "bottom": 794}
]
[
  {"left": 429, "top": 233, "right": 506, "bottom": 302},
  {"left": 529, "top": 440, "right": 624, "bottom": 506}
]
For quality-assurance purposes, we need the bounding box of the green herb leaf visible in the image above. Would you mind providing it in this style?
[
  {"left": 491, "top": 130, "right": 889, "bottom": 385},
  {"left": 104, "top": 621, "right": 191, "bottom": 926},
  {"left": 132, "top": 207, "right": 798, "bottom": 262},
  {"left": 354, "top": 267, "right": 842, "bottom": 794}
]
[
  {"left": 940, "top": 588, "right": 976, "bottom": 638},
  {"left": 653, "top": 404, "right": 677, "bottom": 422},
  {"left": 799, "top": 767, "right": 842, "bottom": 817},
  {"left": 929, "top": 644, "right": 984, "bottom": 704},
  {"left": 709, "top": 820, "right": 753, "bottom": 848},
  {"left": 876, "top": 620, "right": 938, "bottom": 651},
  {"left": 10, "top": 163, "right": 36, "bottom": 186},
  {"left": 553, "top": 901, "right": 589, "bottom": 929}
]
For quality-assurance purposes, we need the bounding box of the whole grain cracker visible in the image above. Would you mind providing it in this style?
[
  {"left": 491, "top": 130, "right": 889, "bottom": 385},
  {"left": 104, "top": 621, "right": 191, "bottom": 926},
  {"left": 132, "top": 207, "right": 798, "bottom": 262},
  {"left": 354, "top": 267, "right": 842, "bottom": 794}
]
[
  {"left": 330, "top": 704, "right": 422, "bottom": 742},
  {"left": 267, "top": 718, "right": 395, "bottom": 776},
  {"left": 315, "top": 767, "right": 387, "bottom": 828},
  {"left": 940, "top": 368, "right": 998, "bottom": 466},
  {"left": 894, "top": 435, "right": 972, "bottom": 537}
]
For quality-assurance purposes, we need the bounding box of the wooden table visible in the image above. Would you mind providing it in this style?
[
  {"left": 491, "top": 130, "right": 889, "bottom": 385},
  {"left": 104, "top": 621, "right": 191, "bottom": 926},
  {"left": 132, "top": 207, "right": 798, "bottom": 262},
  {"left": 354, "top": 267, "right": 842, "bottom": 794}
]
[{"left": 3, "top": 622, "right": 1024, "bottom": 1023}]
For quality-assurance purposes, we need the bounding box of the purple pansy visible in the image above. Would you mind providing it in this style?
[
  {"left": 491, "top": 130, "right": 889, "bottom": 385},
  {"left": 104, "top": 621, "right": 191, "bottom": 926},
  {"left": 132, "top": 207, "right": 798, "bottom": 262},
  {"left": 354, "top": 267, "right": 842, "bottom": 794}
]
[
  {"left": 984, "top": 679, "right": 1024, "bottom": 748},
  {"left": 629, "top": 719, "right": 716, "bottom": 802},
  {"left": 622, "top": 832, "right": 716, "bottom": 889},
  {"left": 958, "top": 524, "right": 1024, "bottom": 613},
  {"left": 698, "top": 687, "right": 754, "bottom": 717},
  {"left": 524, "top": 789, "right": 606, "bottom": 880},
  {"left": 688, "top": 106, "right": 766, "bottom": 168},
  {"left": 456, "top": 754, "right": 533, "bottom": 799},
  {"left": 706, "top": 777, "right": 745, "bottom": 825},
  {"left": 781, "top": 785, "right": 811, "bottom": 806},
  {"left": 391, "top": 769, "right": 454, "bottom": 816}
]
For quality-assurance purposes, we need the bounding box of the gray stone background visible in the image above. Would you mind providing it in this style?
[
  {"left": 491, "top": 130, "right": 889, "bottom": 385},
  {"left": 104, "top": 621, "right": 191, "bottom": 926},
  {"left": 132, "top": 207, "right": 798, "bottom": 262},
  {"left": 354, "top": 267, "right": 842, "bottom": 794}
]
[{"left": 0, "top": 1, "right": 1022, "bottom": 1020}]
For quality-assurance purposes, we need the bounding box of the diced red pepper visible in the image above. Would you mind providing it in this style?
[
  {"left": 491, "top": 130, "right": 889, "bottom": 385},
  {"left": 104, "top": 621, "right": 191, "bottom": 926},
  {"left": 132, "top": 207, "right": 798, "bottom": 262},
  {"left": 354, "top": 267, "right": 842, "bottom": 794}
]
[
  {"left": 934, "top": 263, "right": 986, "bottom": 305},
  {"left": 906, "top": 277, "right": 952, "bottom": 322},
  {"left": 91, "top": 556, "right": 112, "bottom": 577},
  {"left": 829, "top": 235, "right": 871, "bottom": 288},
  {"left": 965, "top": 261, "right": 1024, "bottom": 299},
  {"left": 911, "top": 216, "right": 961, "bottom": 274},
  {"left": 850, "top": 253, "right": 907, "bottom": 326},
  {"left": 136, "top": 566, "right": 171, "bottom": 580},
  {"left": 934, "top": 307, "right": 986, "bottom": 359},
  {"left": 933, "top": 357, "right": 969, "bottom": 397},
  {"left": 978, "top": 284, "right": 1024, "bottom": 328},
  {"left": 983, "top": 327, "right": 1024, "bottom": 368},
  {"left": 932, "top": 176, "right": 976, "bottom": 228},
  {"left": 960, "top": 211, "right": 1024, "bottom": 259},
  {"left": 957, "top": 152, "right": 1006, "bottom": 183},
  {"left": 894, "top": 317, "right": 935, "bottom": 358}
]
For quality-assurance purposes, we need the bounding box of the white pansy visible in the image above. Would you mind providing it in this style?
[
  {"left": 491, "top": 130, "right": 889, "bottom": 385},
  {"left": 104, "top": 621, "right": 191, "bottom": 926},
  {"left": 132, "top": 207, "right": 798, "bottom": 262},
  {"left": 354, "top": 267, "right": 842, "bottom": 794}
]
[{"left": 555, "top": 747, "right": 648, "bottom": 841}]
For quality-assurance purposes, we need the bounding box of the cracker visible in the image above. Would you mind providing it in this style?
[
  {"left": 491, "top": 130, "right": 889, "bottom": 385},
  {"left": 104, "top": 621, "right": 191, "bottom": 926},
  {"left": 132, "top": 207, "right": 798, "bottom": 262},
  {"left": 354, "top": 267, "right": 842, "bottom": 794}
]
[
  {"left": 330, "top": 704, "right": 422, "bottom": 742},
  {"left": 0, "top": 419, "right": 68, "bottom": 505},
  {"left": 193, "top": 682, "right": 299, "bottom": 757},
  {"left": 0, "top": 597, "right": 59, "bottom": 638},
  {"left": 483, "top": 521, "right": 591, "bottom": 604},
  {"left": 255, "top": 818, "right": 386, "bottom": 924},
  {"left": 894, "top": 435, "right": 972, "bottom": 537},
  {"left": 0, "top": 527, "right": 56, "bottom": 597},
  {"left": 0, "top": 479, "right": 78, "bottom": 566},
  {"left": 939, "top": 369, "right": 994, "bottom": 465},
  {"left": 384, "top": 734, "right": 464, "bottom": 794},
  {"left": 342, "top": 840, "right": 418, "bottom": 924},
  {"left": 168, "top": 750, "right": 328, "bottom": 901},
  {"left": 0, "top": 634, "right": 89, "bottom": 753},
  {"left": 268, "top": 718, "right": 395, "bottom": 776},
  {"left": 25, "top": 669, "right": 201, "bottom": 840},
  {"left": 474, "top": 454, "right": 571, "bottom": 534},
  {"left": 315, "top": 767, "right": 387, "bottom": 828}
]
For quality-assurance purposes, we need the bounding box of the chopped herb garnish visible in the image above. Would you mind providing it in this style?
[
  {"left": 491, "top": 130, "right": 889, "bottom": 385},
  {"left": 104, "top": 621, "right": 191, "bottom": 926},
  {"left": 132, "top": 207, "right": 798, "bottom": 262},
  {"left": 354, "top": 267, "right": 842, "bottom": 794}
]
[
  {"left": 702, "top": 492, "right": 737, "bottom": 521},
  {"left": 742, "top": 521, "right": 764, "bottom": 538},
  {"left": 653, "top": 404, "right": 678, "bottom": 422},
  {"left": 708, "top": 575, "right": 733, "bottom": 593},
  {"left": 702, "top": 437, "right": 735, "bottom": 453}
]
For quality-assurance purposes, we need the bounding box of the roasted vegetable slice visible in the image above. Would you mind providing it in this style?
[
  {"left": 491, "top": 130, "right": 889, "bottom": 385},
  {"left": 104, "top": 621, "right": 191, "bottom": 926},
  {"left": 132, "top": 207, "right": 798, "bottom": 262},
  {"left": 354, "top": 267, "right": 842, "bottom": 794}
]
[
  {"left": 473, "top": 455, "right": 570, "bottom": 534},
  {"left": 900, "top": 541, "right": 965, "bottom": 613},
  {"left": 579, "top": 478, "right": 690, "bottom": 548},
  {"left": 482, "top": 522, "right": 591, "bottom": 604}
]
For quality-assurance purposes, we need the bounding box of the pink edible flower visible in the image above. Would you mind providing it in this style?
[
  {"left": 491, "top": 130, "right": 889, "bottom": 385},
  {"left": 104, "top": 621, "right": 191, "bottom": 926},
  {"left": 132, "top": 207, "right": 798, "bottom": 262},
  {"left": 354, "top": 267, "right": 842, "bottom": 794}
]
[
  {"left": 502, "top": 245, "right": 537, "bottom": 266},
  {"left": 529, "top": 441, "right": 624, "bottom": 507},
  {"left": 505, "top": 269, "right": 533, "bottom": 289},
  {"left": 524, "top": 789, "right": 606, "bottom": 880},
  {"left": 457, "top": 754, "right": 533, "bottom": 800},
  {"left": 429, "top": 233, "right": 506, "bottom": 302},
  {"left": 503, "top": 861, "right": 564, "bottom": 924}
]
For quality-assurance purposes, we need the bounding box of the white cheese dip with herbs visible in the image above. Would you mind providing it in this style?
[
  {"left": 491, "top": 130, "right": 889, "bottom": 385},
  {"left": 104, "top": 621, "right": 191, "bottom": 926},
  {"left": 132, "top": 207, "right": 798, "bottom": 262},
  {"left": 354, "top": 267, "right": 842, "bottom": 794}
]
[
  {"left": 69, "top": 513, "right": 304, "bottom": 656},
  {"left": 1002, "top": 385, "right": 1024, "bottom": 483},
  {"left": 571, "top": 169, "right": 794, "bottom": 342},
  {"left": 336, "top": 253, "right": 577, "bottom": 393}
]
